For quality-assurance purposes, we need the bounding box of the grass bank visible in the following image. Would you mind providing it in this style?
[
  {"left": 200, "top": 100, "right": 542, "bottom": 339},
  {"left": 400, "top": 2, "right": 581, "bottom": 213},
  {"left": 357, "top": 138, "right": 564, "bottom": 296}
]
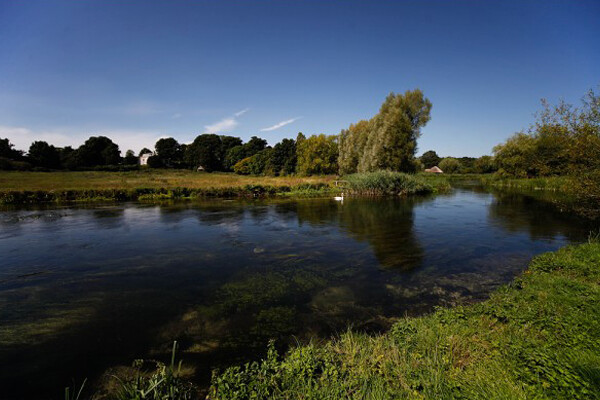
[
  {"left": 0, "top": 170, "right": 339, "bottom": 204},
  {"left": 0, "top": 170, "right": 451, "bottom": 204},
  {"left": 205, "top": 240, "right": 600, "bottom": 399}
]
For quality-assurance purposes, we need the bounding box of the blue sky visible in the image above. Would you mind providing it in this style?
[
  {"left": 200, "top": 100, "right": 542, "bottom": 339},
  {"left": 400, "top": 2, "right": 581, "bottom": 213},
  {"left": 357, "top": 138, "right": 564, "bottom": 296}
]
[{"left": 1, "top": 0, "right": 598, "bottom": 157}]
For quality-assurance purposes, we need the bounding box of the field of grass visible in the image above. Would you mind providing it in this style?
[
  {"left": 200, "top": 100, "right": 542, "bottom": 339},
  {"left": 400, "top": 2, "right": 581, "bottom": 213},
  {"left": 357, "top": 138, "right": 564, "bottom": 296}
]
[
  {"left": 0, "top": 170, "right": 342, "bottom": 204},
  {"left": 0, "top": 170, "right": 337, "bottom": 191},
  {"left": 0, "top": 170, "right": 453, "bottom": 204},
  {"left": 205, "top": 239, "right": 600, "bottom": 400}
]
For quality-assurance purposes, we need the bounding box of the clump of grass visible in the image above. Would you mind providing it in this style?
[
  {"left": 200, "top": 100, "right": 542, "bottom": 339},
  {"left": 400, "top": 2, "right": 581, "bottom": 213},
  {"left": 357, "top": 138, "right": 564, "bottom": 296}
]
[
  {"left": 114, "top": 341, "right": 196, "bottom": 400},
  {"left": 343, "top": 170, "right": 435, "bottom": 196},
  {"left": 64, "top": 379, "right": 87, "bottom": 400},
  {"left": 209, "top": 242, "right": 600, "bottom": 399}
]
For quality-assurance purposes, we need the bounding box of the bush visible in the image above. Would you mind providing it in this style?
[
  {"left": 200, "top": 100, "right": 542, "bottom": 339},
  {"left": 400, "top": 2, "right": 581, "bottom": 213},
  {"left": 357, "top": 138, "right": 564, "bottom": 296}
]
[
  {"left": 438, "top": 157, "right": 461, "bottom": 174},
  {"left": 344, "top": 170, "right": 432, "bottom": 195}
]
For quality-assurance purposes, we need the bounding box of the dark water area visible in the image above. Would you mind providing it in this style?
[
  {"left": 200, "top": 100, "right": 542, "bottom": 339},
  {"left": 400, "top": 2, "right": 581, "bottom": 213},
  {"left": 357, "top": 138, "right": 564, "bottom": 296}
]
[{"left": 0, "top": 187, "right": 594, "bottom": 399}]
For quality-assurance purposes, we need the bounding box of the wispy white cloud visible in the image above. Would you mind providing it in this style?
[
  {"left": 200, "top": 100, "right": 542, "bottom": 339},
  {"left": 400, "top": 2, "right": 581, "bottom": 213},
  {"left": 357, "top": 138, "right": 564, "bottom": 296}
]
[
  {"left": 172, "top": 113, "right": 182, "bottom": 119},
  {"left": 260, "top": 117, "right": 301, "bottom": 132},
  {"left": 204, "top": 108, "right": 249, "bottom": 133},
  {"left": 234, "top": 108, "right": 250, "bottom": 117},
  {"left": 205, "top": 117, "right": 238, "bottom": 133}
]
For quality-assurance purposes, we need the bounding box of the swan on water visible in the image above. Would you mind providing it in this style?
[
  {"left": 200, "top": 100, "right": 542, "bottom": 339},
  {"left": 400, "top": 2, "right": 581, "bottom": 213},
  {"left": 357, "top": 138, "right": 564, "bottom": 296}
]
[{"left": 334, "top": 193, "right": 344, "bottom": 201}]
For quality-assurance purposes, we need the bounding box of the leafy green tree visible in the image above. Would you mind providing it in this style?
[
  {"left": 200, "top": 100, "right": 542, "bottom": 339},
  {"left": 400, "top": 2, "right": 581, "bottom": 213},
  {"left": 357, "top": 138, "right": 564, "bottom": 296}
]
[
  {"left": 338, "top": 90, "right": 432, "bottom": 174},
  {"left": 244, "top": 136, "right": 268, "bottom": 156},
  {"left": 439, "top": 157, "right": 461, "bottom": 174},
  {"left": 338, "top": 120, "right": 370, "bottom": 174},
  {"left": 233, "top": 156, "right": 252, "bottom": 175},
  {"left": 28, "top": 141, "right": 61, "bottom": 169},
  {"left": 297, "top": 134, "right": 338, "bottom": 175},
  {"left": 219, "top": 136, "right": 243, "bottom": 161},
  {"left": 59, "top": 146, "right": 78, "bottom": 169},
  {"left": 224, "top": 136, "right": 268, "bottom": 171},
  {"left": 124, "top": 150, "right": 139, "bottom": 165},
  {"left": 267, "top": 138, "right": 297, "bottom": 175},
  {"left": 0, "top": 138, "right": 22, "bottom": 159},
  {"left": 420, "top": 150, "right": 441, "bottom": 169},
  {"left": 147, "top": 155, "right": 163, "bottom": 168},
  {"left": 139, "top": 148, "right": 152, "bottom": 156},
  {"left": 494, "top": 87, "right": 600, "bottom": 177},
  {"left": 224, "top": 145, "right": 246, "bottom": 171},
  {"left": 155, "top": 137, "right": 184, "bottom": 168},
  {"left": 360, "top": 90, "right": 432, "bottom": 172},
  {"left": 184, "top": 134, "right": 223, "bottom": 172},
  {"left": 457, "top": 157, "right": 477, "bottom": 173},
  {"left": 474, "top": 155, "right": 496, "bottom": 174},
  {"left": 75, "top": 136, "right": 121, "bottom": 167}
]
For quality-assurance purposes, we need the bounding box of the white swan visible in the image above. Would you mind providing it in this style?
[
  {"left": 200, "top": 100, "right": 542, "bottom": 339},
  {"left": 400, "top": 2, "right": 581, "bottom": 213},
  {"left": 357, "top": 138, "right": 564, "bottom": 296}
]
[{"left": 334, "top": 192, "right": 344, "bottom": 202}]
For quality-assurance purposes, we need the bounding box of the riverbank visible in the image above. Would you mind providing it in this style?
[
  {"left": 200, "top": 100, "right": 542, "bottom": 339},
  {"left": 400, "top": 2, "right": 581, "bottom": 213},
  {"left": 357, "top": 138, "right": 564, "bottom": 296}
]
[
  {"left": 479, "top": 174, "right": 600, "bottom": 220},
  {"left": 417, "top": 173, "right": 599, "bottom": 220},
  {"left": 0, "top": 170, "right": 449, "bottom": 204},
  {"left": 0, "top": 170, "right": 339, "bottom": 203},
  {"left": 206, "top": 239, "right": 600, "bottom": 399}
]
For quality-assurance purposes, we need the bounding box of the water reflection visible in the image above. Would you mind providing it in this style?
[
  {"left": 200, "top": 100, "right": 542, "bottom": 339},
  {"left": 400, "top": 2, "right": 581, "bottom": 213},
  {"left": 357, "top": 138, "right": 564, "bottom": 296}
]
[{"left": 0, "top": 188, "right": 592, "bottom": 399}]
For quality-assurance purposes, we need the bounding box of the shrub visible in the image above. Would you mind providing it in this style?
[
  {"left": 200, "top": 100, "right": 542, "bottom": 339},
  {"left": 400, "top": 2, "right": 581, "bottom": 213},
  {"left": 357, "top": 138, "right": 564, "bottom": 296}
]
[
  {"left": 438, "top": 157, "right": 461, "bottom": 174},
  {"left": 344, "top": 170, "right": 432, "bottom": 196}
]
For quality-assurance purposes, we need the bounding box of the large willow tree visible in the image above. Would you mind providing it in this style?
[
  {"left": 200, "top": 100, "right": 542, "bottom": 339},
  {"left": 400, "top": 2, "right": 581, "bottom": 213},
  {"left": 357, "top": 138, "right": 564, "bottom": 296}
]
[{"left": 339, "top": 89, "right": 432, "bottom": 174}]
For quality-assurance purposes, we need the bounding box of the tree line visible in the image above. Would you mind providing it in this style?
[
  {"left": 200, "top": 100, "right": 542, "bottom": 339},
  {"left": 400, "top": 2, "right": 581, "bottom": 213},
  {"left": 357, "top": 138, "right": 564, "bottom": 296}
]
[{"left": 1, "top": 87, "right": 597, "bottom": 176}]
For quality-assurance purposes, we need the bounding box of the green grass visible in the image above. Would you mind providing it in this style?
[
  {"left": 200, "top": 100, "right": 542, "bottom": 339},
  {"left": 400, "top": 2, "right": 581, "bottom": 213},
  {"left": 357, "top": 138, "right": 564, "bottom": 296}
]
[
  {"left": 0, "top": 170, "right": 453, "bottom": 204},
  {"left": 342, "top": 171, "right": 450, "bottom": 196},
  {"left": 208, "top": 241, "right": 600, "bottom": 399},
  {"left": 0, "top": 170, "right": 339, "bottom": 204}
]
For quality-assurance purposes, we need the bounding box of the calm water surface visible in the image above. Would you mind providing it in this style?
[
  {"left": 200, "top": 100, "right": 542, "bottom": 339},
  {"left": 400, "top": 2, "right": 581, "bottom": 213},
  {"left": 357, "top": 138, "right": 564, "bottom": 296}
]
[{"left": 0, "top": 187, "right": 592, "bottom": 399}]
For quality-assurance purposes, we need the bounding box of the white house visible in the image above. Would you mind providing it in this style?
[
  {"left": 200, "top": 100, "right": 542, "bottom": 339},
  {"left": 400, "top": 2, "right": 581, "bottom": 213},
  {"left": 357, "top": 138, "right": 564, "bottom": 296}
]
[{"left": 139, "top": 153, "right": 152, "bottom": 166}]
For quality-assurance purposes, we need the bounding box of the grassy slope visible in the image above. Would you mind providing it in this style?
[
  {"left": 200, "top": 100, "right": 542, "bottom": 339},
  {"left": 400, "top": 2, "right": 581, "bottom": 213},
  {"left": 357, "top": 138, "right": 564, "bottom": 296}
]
[{"left": 209, "top": 241, "right": 600, "bottom": 399}]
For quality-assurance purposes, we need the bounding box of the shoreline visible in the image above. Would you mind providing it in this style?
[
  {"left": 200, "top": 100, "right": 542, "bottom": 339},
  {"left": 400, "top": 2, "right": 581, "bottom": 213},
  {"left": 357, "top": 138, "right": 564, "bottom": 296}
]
[{"left": 207, "top": 240, "right": 600, "bottom": 399}]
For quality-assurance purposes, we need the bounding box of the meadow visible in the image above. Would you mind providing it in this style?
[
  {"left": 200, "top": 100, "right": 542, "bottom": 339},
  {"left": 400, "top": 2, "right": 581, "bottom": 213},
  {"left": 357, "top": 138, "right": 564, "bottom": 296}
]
[
  {"left": 0, "top": 170, "right": 337, "bottom": 192},
  {"left": 0, "top": 170, "right": 452, "bottom": 204}
]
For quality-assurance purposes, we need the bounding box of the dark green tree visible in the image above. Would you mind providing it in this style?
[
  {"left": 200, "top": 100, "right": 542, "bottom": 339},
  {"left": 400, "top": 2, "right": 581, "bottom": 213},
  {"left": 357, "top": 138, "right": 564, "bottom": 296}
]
[
  {"left": 184, "top": 134, "right": 223, "bottom": 172},
  {"left": 124, "top": 150, "right": 139, "bottom": 165},
  {"left": 76, "top": 136, "right": 121, "bottom": 167},
  {"left": 420, "top": 150, "right": 441, "bottom": 169},
  {"left": 0, "top": 138, "right": 22, "bottom": 159},
  {"left": 155, "top": 138, "right": 183, "bottom": 167},
  {"left": 244, "top": 136, "right": 268, "bottom": 156},
  {"left": 268, "top": 138, "right": 297, "bottom": 175},
  {"left": 224, "top": 145, "right": 246, "bottom": 171},
  {"left": 474, "top": 155, "right": 496, "bottom": 174},
  {"left": 219, "top": 136, "right": 243, "bottom": 161},
  {"left": 28, "top": 141, "right": 61, "bottom": 169}
]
